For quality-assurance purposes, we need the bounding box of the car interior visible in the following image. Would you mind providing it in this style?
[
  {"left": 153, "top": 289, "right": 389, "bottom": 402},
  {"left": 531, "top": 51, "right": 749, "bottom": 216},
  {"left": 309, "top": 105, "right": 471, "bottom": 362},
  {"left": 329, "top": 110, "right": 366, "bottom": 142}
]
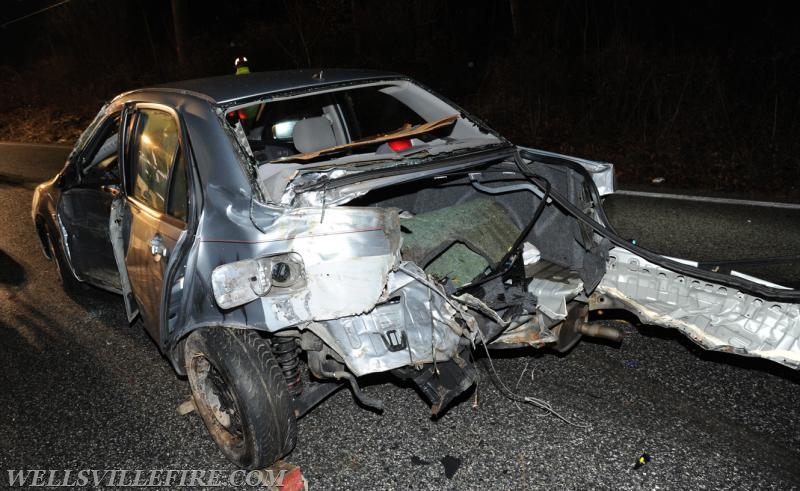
[{"left": 225, "top": 82, "right": 472, "bottom": 164}]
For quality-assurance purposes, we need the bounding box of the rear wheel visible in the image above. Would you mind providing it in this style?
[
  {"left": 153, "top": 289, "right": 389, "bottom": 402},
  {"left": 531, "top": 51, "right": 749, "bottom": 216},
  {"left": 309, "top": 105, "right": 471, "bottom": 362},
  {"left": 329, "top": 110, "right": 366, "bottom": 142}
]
[{"left": 184, "top": 327, "right": 297, "bottom": 469}]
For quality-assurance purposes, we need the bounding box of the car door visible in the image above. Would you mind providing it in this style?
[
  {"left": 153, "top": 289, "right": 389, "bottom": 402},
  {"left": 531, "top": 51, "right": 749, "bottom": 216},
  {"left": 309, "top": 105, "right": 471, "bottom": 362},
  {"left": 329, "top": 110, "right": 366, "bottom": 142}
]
[
  {"left": 57, "top": 113, "right": 122, "bottom": 291},
  {"left": 116, "top": 104, "right": 189, "bottom": 343}
]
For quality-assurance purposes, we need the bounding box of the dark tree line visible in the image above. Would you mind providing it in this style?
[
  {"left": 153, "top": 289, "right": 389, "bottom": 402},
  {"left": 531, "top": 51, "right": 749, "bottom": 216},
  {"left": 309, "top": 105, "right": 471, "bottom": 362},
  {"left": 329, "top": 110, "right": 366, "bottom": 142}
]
[{"left": 1, "top": 0, "right": 798, "bottom": 197}]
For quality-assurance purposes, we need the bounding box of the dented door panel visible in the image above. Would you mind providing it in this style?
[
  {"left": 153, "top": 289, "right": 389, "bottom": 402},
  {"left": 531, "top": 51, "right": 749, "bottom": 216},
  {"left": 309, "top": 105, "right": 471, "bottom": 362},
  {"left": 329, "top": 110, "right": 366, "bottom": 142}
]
[{"left": 57, "top": 188, "right": 119, "bottom": 288}]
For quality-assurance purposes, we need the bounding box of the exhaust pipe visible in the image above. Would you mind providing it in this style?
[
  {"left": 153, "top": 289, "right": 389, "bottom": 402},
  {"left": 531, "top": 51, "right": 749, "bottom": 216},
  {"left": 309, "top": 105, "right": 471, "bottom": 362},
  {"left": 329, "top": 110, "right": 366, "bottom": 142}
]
[{"left": 579, "top": 322, "right": 623, "bottom": 342}]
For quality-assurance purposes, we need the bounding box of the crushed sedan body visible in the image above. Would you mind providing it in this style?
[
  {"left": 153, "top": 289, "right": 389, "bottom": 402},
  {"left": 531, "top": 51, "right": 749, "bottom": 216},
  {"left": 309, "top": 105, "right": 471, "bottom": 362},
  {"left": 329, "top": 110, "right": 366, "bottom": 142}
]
[{"left": 31, "top": 69, "right": 800, "bottom": 469}]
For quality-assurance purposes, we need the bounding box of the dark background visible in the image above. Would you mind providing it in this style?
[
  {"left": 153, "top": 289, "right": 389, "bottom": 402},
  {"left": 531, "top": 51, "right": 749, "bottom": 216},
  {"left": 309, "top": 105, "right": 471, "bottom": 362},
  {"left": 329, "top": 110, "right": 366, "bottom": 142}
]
[{"left": 2, "top": 0, "right": 799, "bottom": 199}]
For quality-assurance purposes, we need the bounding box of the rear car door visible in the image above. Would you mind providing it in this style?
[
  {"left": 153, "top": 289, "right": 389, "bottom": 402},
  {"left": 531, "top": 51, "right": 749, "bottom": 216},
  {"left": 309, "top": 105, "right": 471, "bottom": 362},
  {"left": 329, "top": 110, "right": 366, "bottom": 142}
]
[{"left": 117, "top": 104, "right": 189, "bottom": 343}]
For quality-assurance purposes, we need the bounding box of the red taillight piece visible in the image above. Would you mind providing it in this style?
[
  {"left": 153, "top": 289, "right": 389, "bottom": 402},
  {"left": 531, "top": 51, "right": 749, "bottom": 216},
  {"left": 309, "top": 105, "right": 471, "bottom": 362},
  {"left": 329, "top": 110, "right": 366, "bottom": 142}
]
[{"left": 388, "top": 139, "right": 412, "bottom": 152}]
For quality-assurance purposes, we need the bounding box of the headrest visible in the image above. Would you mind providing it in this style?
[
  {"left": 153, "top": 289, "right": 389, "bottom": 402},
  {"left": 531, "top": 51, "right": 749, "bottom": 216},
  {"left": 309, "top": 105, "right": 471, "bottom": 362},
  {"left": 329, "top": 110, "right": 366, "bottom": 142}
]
[{"left": 292, "top": 116, "right": 336, "bottom": 153}]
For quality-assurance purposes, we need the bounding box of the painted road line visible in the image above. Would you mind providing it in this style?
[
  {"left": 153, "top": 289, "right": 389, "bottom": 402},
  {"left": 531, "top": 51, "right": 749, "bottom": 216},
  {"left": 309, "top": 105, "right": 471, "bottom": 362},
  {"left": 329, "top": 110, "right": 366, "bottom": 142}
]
[
  {"left": 0, "top": 141, "right": 71, "bottom": 149},
  {"left": 616, "top": 189, "right": 800, "bottom": 210}
]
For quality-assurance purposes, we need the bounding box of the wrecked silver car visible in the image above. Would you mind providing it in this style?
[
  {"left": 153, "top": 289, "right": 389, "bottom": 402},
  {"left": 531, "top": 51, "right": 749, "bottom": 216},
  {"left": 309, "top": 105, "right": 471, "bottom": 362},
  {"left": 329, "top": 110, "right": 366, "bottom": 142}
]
[{"left": 31, "top": 69, "right": 800, "bottom": 469}]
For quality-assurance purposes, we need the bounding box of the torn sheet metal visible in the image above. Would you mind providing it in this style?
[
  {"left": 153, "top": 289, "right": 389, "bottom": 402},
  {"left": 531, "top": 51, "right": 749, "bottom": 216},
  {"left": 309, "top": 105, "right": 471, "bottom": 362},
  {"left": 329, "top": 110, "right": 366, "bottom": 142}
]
[
  {"left": 211, "top": 206, "right": 401, "bottom": 329},
  {"left": 267, "top": 146, "right": 518, "bottom": 209},
  {"left": 410, "top": 357, "right": 478, "bottom": 416},
  {"left": 518, "top": 146, "right": 616, "bottom": 196},
  {"left": 526, "top": 261, "right": 584, "bottom": 320},
  {"left": 489, "top": 317, "right": 558, "bottom": 347},
  {"left": 309, "top": 262, "right": 466, "bottom": 377},
  {"left": 256, "top": 163, "right": 302, "bottom": 204},
  {"left": 596, "top": 247, "right": 800, "bottom": 368}
]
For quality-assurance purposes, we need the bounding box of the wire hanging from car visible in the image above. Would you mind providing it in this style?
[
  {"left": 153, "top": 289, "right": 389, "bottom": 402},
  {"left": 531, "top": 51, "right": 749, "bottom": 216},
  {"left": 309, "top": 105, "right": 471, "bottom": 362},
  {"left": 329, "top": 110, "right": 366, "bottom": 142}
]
[
  {"left": 475, "top": 339, "right": 589, "bottom": 428},
  {"left": 397, "top": 264, "right": 589, "bottom": 428},
  {"left": 467, "top": 307, "right": 589, "bottom": 428},
  {"left": 459, "top": 154, "right": 553, "bottom": 291}
]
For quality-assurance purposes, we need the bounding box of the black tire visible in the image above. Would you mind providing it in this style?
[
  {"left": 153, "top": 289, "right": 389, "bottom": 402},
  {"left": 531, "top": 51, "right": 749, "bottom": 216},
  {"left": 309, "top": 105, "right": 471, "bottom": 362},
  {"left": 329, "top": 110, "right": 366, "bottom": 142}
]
[
  {"left": 184, "top": 327, "right": 297, "bottom": 469},
  {"left": 44, "top": 223, "right": 84, "bottom": 293}
]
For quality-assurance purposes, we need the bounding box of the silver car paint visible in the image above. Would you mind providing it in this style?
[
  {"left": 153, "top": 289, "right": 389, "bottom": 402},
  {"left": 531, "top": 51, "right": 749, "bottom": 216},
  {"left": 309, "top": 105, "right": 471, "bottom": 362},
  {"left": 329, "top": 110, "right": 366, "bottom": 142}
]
[{"left": 31, "top": 71, "right": 800, "bottom": 380}]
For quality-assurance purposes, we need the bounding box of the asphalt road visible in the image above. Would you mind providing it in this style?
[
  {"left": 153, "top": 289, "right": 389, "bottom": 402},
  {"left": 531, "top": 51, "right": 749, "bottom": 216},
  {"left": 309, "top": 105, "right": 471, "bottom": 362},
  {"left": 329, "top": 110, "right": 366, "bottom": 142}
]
[
  {"left": 603, "top": 194, "right": 800, "bottom": 289},
  {"left": 1, "top": 143, "right": 798, "bottom": 489}
]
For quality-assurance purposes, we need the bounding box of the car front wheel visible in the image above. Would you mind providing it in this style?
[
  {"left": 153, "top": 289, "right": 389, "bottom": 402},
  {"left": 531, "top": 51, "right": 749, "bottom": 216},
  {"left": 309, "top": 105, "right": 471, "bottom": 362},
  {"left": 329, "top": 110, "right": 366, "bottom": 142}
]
[{"left": 184, "top": 327, "right": 297, "bottom": 469}]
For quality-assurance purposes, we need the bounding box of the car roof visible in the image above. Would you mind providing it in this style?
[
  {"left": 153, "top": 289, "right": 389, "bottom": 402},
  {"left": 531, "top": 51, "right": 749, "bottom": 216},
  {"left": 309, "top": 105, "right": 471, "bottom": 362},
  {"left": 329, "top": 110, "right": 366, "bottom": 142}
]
[{"left": 150, "top": 69, "right": 404, "bottom": 104}]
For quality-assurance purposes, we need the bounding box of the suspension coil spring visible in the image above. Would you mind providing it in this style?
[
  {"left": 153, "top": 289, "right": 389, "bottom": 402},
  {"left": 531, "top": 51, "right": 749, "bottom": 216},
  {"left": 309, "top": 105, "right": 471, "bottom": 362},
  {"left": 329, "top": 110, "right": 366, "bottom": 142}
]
[{"left": 271, "top": 337, "right": 303, "bottom": 396}]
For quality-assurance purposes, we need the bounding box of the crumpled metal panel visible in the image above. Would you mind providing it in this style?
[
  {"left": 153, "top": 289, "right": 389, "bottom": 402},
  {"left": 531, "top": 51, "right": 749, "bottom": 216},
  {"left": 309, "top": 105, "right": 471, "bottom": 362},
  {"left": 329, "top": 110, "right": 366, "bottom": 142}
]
[
  {"left": 210, "top": 206, "right": 401, "bottom": 330},
  {"left": 597, "top": 247, "right": 800, "bottom": 368},
  {"left": 526, "top": 260, "right": 584, "bottom": 320},
  {"left": 518, "top": 146, "right": 616, "bottom": 196},
  {"left": 311, "top": 262, "right": 465, "bottom": 376},
  {"left": 489, "top": 317, "right": 558, "bottom": 347}
]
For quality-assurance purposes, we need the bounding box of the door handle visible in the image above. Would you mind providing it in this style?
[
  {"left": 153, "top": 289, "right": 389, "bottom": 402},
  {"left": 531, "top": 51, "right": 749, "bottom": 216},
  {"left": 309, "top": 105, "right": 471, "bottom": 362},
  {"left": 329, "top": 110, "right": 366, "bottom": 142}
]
[
  {"left": 149, "top": 233, "right": 168, "bottom": 262},
  {"left": 101, "top": 184, "right": 121, "bottom": 197}
]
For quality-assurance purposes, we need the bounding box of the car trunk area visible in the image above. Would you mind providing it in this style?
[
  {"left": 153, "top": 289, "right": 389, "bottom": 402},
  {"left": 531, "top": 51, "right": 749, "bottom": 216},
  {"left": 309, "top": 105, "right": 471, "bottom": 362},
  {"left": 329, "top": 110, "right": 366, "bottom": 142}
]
[{"left": 345, "top": 159, "right": 604, "bottom": 294}]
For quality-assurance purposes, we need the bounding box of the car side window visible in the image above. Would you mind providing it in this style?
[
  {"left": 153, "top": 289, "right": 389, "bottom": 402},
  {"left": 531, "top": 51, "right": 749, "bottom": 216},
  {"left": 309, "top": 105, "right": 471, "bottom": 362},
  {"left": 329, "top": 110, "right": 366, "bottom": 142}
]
[
  {"left": 80, "top": 114, "right": 121, "bottom": 187},
  {"left": 129, "top": 108, "right": 183, "bottom": 216}
]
